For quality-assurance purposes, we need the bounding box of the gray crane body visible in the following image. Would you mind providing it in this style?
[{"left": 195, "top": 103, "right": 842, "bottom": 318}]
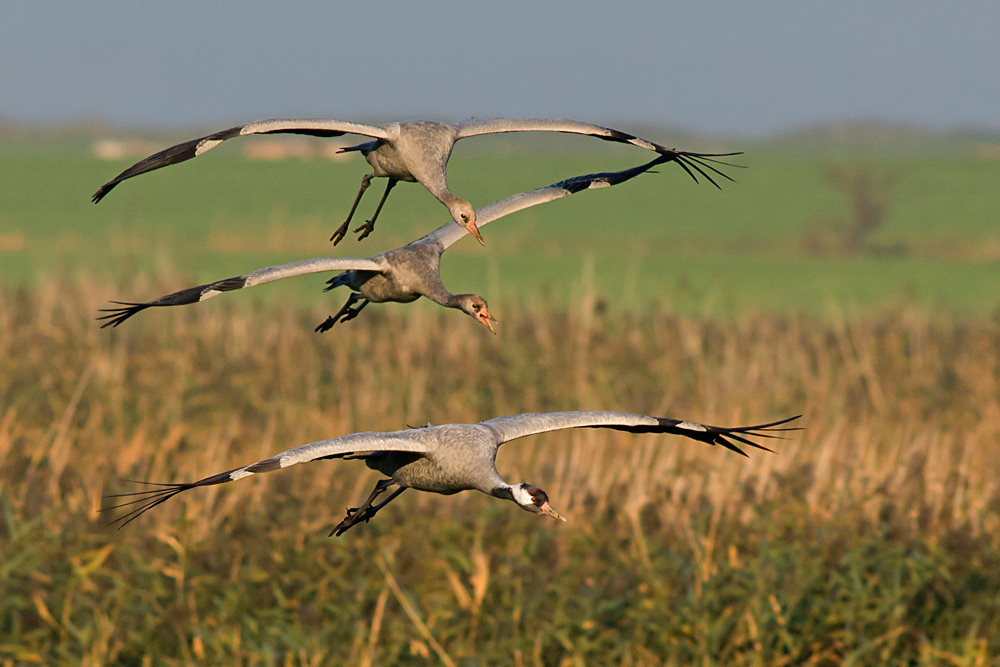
[
  {"left": 364, "top": 423, "right": 505, "bottom": 495},
  {"left": 352, "top": 121, "right": 459, "bottom": 189},
  {"left": 336, "top": 241, "right": 448, "bottom": 305}
]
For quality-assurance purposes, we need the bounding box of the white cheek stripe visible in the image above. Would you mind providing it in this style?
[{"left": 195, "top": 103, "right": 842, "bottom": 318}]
[{"left": 511, "top": 485, "right": 534, "bottom": 506}]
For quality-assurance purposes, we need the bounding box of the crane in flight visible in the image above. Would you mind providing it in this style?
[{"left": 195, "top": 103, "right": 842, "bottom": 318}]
[
  {"left": 92, "top": 116, "right": 739, "bottom": 245},
  {"left": 107, "top": 411, "right": 800, "bottom": 536}
]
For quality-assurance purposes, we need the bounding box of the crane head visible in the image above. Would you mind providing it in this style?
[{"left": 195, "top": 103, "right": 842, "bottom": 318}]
[
  {"left": 449, "top": 200, "right": 484, "bottom": 245},
  {"left": 458, "top": 294, "right": 498, "bottom": 334},
  {"left": 512, "top": 483, "right": 565, "bottom": 522}
]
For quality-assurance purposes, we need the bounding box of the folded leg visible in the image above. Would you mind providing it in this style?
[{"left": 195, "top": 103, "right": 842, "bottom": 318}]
[
  {"left": 315, "top": 292, "right": 370, "bottom": 333},
  {"left": 330, "top": 478, "right": 406, "bottom": 536}
]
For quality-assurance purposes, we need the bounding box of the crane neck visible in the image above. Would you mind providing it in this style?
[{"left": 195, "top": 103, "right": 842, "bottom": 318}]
[
  {"left": 489, "top": 483, "right": 532, "bottom": 507},
  {"left": 490, "top": 484, "right": 515, "bottom": 501},
  {"left": 421, "top": 283, "right": 461, "bottom": 309}
]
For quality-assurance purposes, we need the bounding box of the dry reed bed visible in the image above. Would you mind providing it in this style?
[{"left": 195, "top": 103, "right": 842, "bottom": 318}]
[
  {"left": 2, "top": 279, "right": 996, "bottom": 538},
  {"left": 1, "top": 279, "right": 998, "bottom": 664}
]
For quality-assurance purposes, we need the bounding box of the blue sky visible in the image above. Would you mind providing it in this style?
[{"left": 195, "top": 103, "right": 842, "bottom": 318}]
[{"left": 2, "top": 2, "right": 998, "bottom": 135}]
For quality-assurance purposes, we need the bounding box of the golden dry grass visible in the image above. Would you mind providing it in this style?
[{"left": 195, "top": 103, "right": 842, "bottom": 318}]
[{"left": 2, "top": 279, "right": 999, "bottom": 665}]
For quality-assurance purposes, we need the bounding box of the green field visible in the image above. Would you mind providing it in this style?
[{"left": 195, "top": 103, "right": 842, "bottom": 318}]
[{"left": 2, "top": 144, "right": 1000, "bottom": 317}]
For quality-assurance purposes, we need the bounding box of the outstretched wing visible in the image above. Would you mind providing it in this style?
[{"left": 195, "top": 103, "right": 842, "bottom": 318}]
[
  {"left": 92, "top": 118, "right": 391, "bottom": 203},
  {"left": 481, "top": 411, "right": 801, "bottom": 457},
  {"left": 419, "top": 154, "right": 672, "bottom": 250},
  {"left": 98, "top": 256, "right": 385, "bottom": 328},
  {"left": 455, "top": 117, "right": 740, "bottom": 189},
  {"left": 105, "top": 429, "right": 428, "bottom": 528}
]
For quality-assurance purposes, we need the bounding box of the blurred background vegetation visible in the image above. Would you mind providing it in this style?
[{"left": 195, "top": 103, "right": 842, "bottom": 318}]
[{"left": 1, "top": 122, "right": 999, "bottom": 664}]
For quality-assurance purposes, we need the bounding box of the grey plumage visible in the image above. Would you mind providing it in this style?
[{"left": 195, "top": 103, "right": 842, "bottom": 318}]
[
  {"left": 106, "top": 411, "right": 801, "bottom": 536},
  {"left": 91, "top": 116, "right": 740, "bottom": 245},
  {"left": 98, "top": 154, "right": 694, "bottom": 333}
]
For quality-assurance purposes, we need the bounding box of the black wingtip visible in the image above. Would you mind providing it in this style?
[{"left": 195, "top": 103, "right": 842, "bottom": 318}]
[
  {"left": 664, "top": 149, "right": 746, "bottom": 190},
  {"left": 92, "top": 184, "right": 114, "bottom": 204},
  {"left": 88, "top": 126, "right": 245, "bottom": 205},
  {"left": 92, "top": 177, "right": 125, "bottom": 203},
  {"left": 102, "top": 480, "right": 191, "bottom": 530},
  {"left": 678, "top": 414, "right": 802, "bottom": 456},
  {"left": 551, "top": 153, "right": 674, "bottom": 194},
  {"left": 96, "top": 301, "right": 150, "bottom": 328},
  {"left": 746, "top": 414, "right": 803, "bottom": 431},
  {"left": 720, "top": 414, "right": 803, "bottom": 455},
  {"left": 102, "top": 467, "right": 242, "bottom": 529},
  {"left": 96, "top": 279, "right": 243, "bottom": 329}
]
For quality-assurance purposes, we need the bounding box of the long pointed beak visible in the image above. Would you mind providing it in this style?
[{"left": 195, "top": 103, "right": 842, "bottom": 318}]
[
  {"left": 539, "top": 501, "right": 566, "bottom": 522},
  {"left": 466, "top": 220, "right": 485, "bottom": 246},
  {"left": 480, "top": 312, "right": 498, "bottom": 334}
]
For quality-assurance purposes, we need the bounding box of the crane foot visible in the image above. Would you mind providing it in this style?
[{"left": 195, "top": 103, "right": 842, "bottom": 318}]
[
  {"left": 353, "top": 219, "right": 376, "bottom": 241},
  {"left": 315, "top": 294, "right": 370, "bottom": 333},
  {"left": 329, "top": 220, "right": 351, "bottom": 245}
]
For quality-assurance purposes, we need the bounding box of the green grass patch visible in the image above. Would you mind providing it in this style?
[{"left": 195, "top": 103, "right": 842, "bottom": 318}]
[{"left": 2, "top": 149, "right": 999, "bottom": 317}]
